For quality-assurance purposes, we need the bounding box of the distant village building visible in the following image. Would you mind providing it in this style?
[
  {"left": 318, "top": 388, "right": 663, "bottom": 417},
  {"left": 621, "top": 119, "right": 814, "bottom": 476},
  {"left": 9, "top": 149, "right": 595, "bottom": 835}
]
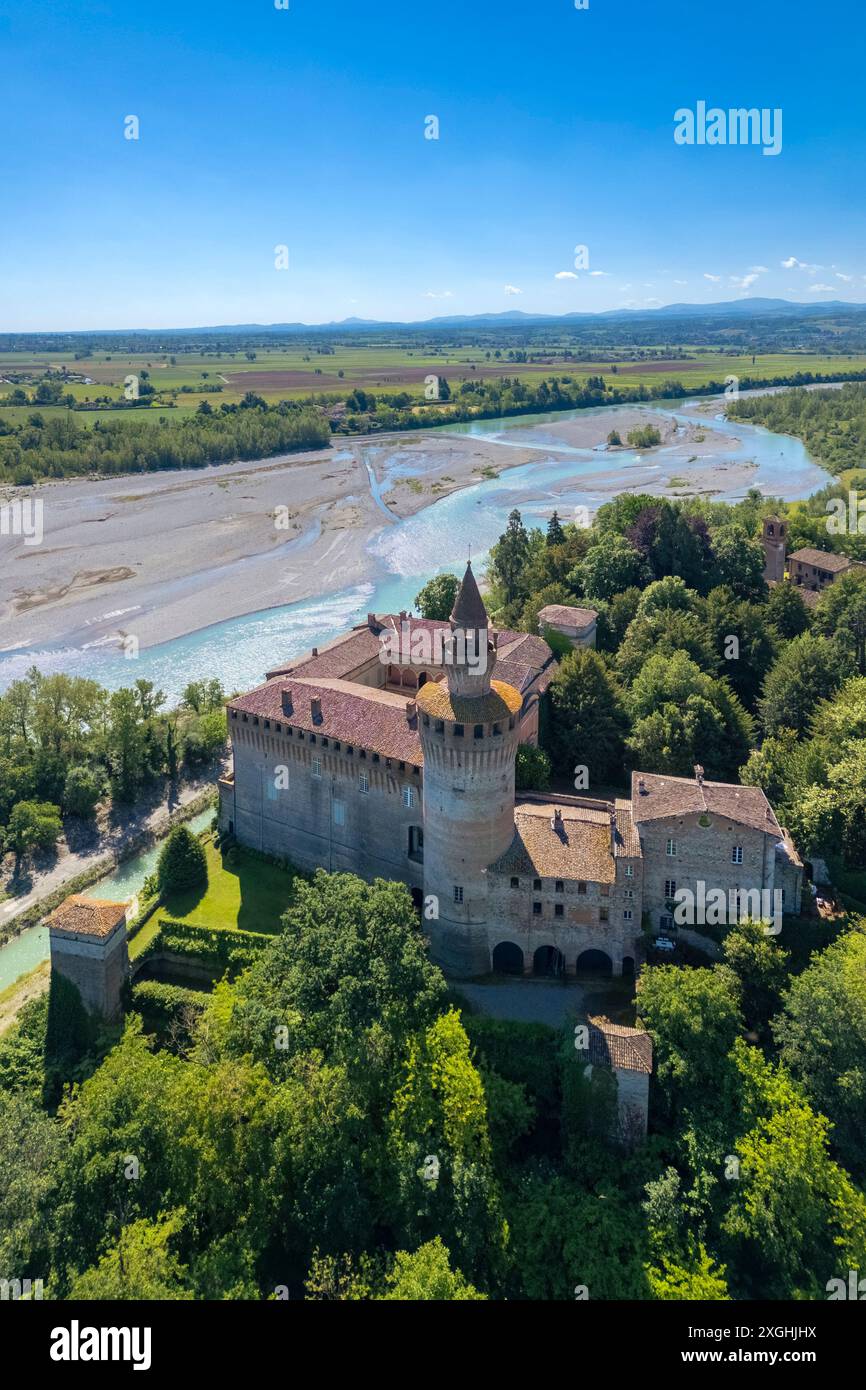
[
  {"left": 761, "top": 518, "right": 863, "bottom": 608},
  {"left": 221, "top": 565, "right": 802, "bottom": 979},
  {"left": 537, "top": 603, "right": 598, "bottom": 649},
  {"left": 46, "top": 894, "right": 129, "bottom": 1019}
]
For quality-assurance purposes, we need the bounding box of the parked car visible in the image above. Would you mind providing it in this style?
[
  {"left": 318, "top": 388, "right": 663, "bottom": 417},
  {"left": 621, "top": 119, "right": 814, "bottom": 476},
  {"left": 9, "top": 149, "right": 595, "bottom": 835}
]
[{"left": 654, "top": 936, "right": 676, "bottom": 952}]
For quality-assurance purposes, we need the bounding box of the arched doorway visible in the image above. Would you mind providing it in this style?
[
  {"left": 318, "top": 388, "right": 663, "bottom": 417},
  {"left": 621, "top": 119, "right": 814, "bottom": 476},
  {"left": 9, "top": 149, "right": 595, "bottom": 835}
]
[
  {"left": 533, "top": 944, "right": 565, "bottom": 978},
  {"left": 576, "top": 948, "right": 613, "bottom": 977},
  {"left": 492, "top": 941, "right": 524, "bottom": 975},
  {"left": 622, "top": 955, "right": 635, "bottom": 978}
]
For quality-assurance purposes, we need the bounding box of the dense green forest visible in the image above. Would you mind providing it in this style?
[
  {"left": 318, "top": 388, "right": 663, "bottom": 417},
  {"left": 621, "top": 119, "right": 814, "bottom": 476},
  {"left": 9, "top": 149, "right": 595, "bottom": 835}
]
[
  {"left": 0, "top": 404, "right": 330, "bottom": 486},
  {"left": 1, "top": 867, "right": 863, "bottom": 1300},
  {"left": 0, "top": 672, "right": 226, "bottom": 871},
  {"left": 728, "top": 381, "right": 866, "bottom": 478},
  {"left": 484, "top": 496, "right": 866, "bottom": 879}
]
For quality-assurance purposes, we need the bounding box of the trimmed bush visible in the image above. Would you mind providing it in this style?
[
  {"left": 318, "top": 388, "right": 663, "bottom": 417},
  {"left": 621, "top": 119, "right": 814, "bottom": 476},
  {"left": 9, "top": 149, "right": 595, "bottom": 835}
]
[{"left": 157, "top": 826, "right": 208, "bottom": 895}]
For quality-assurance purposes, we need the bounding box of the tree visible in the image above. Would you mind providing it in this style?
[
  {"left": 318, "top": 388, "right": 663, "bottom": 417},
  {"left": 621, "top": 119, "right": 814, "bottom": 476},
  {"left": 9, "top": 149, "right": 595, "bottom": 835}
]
[
  {"left": 813, "top": 570, "right": 866, "bottom": 674},
  {"left": 547, "top": 648, "right": 627, "bottom": 786},
  {"left": 157, "top": 826, "right": 208, "bottom": 895},
  {"left": 636, "top": 964, "right": 742, "bottom": 1127},
  {"left": 722, "top": 920, "right": 789, "bottom": 1038},
  {"left": 379, "top": 1238, "right": 485, "bottom": 1300},
  {"left": 773, "top": 930, "right": 866, "bottom": 1178},
  {"left": 515, "top": 744, "right": 551, "bottom": 791},
  {"left": 546, "top": 510, "right": 566, "bottom": 547},
  {"left": 617, "top": 608, "right": 719, "bottom": 684},
  {"left": 760, "top": 634, "right": 852, "bottom": 736},
  {"left": 626, "top": 652, "right": 753, "bottom": 780},
  {"left": 414, "top": 573, "right": 459, "bottom": 621},
  {"left": 68, "top": 1215, "right": 195, "bottom": 1300},
  {"left": 6, "top": 800, "right": 62, "bottom": 860},
  {"left": 488, "top": 509, "right": 529, "bottom": 604},
  {"left": 766, "top": 581, "right": 811, "bottom": 639},
  {"left": 577, "top": 536, "right": 648, "bottom": 601},
  {"left": 63, "top": 765, "right": 102, "bottom": 818},
  {"left": 709, "top": 524, "right": 766, "bottom": 600}
]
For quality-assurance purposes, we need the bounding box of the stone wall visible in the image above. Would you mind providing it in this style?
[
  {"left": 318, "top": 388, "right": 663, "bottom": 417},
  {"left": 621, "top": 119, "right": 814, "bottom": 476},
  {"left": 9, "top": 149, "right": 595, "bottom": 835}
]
[
  {"left": 222, "top": 716, "right": 424, "bottom": 894},
  {"left": 638, "top": 812, "right": 780, "bottom": 929},
  {"left": 49, "top": 923, "right": 128, "bottom": 1019}
]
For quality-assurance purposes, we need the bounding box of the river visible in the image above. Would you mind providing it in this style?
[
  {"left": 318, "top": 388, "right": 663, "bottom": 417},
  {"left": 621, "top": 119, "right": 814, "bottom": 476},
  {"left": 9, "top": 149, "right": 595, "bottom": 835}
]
[{"left": 0, "top": 394, "right": 833, "bottom": 706}]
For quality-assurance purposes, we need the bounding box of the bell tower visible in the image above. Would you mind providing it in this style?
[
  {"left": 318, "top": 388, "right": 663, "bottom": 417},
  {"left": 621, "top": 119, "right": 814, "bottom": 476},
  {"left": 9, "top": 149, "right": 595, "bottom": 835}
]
[{"left": 417, "top": 563, "right": 522, "bottom": 975}]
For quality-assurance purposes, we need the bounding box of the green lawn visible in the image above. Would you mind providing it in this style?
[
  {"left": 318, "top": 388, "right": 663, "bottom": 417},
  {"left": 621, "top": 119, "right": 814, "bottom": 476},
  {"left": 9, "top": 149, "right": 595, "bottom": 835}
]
[{"left": 156, "top": 837, "right": 297, "bottom": 936}]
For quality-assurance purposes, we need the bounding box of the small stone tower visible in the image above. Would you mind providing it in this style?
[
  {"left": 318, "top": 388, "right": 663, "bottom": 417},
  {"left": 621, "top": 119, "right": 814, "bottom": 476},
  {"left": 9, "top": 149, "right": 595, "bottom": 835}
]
[
  {"left": 762, "top": 515, "right": 787, "bottom": 585},
  {"left": 46, "top": 894, "right": 129, "bottom": 1019},
  {"left": 417, "top": 563, "right": 522, "bottom": 975}
]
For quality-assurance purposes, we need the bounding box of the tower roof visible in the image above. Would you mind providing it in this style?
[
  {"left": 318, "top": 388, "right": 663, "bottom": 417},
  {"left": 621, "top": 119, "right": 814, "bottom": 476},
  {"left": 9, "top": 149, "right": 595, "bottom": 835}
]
[{"left": 450, "top": 562, "right": 489, "bottom": 628}]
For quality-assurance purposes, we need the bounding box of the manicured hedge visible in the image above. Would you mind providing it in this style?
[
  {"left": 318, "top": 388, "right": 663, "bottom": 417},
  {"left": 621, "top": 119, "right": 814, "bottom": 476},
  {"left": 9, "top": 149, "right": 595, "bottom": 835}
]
[{"left": 131, "top": 980, "right": 207, "bottom": 1026}]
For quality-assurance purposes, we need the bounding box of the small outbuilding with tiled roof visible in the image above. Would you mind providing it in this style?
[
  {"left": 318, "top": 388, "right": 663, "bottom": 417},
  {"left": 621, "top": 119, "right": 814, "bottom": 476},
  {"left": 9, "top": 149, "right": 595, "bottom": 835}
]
[{"left": 46, "top": 894, "right": 129, "bottom": 1019}]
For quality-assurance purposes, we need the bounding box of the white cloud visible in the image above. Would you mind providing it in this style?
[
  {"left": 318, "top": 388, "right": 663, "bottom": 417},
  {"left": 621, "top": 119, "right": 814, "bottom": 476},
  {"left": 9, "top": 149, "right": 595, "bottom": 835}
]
[
  {"left": 836, "top": 272, "right": 854, "bottom": 283},
  {"left": 749, "top": 265, "right": 769, "bottom": 274},
  {"left": 504, "top": 284, "right": 522, "bottom": 295},
  {"left": 730, "top": 273, "right": 760, "bottom": 292},
  {"left": 704, "top": 273, "right": 722, "bottom": 283},
  {"left": 809, "top": 284, "right": 835, "bottom": 293},
  {"left": 554, "top": 270, "right": 578, "bottom": 280},
  {"left": 423, "top": 289, "right": 454, "bottom": 299},
  {"left": 589, "top": 270, "right": 610, "bottom": 277},
  {"left": 673, "top": 279, "right": 688, "bottom": 286},
  {"left": 782, "top": 256, "right": 821, "bottom": 273}
]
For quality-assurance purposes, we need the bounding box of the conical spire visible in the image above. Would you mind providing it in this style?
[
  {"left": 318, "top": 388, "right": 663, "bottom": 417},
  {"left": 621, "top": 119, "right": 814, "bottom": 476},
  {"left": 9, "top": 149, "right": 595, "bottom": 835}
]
[{"left": 449, "top": 561, "right": 488, "bottom": 629}]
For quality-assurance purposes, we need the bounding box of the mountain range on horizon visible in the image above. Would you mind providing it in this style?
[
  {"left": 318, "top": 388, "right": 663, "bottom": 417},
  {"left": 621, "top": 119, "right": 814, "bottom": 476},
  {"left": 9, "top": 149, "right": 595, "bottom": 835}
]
[{"left": 28, "top": 297, "right": 866, "bottom": 338}]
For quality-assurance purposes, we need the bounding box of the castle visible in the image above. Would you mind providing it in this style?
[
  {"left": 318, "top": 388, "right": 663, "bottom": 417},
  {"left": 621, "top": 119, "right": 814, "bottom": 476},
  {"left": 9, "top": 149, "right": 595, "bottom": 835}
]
[{"left": 220, "top": 564, "right": 803, "bottom": 978}]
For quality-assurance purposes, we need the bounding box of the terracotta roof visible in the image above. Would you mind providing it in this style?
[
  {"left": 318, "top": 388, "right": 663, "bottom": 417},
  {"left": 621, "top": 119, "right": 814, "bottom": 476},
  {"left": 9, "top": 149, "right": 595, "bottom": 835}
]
[
  {"left": 47, "top": 894, "right": 127, "bottom": 938},
  {"left": 787, "top": 548, "right": 852, "bottom": 572},
  {"left": 631, "top": 770, "right": 781, "bottom": 836},
  {"left": 586, "top": 1016, "right": 652, "bottom": 1074},
  {"left": 415, "top": 678, "right": 522, "bottom": 724},
  {"left": 538, "top": 604, "right": 598, "bottom": 630},
  {"left": 614, "top": 799, "right": 642, "bottom": 858},
  {"left": 450, "top": 561, "right": 489, "bottom": 628},
  {"left": 489, "top": 800, "right": 617, "bottom": 882},
  {"left": 266, "top": 624, "right": 381, "bottom": 681},
  {"left": 230, "top": 677, "right": 423, "bottom": 763}
]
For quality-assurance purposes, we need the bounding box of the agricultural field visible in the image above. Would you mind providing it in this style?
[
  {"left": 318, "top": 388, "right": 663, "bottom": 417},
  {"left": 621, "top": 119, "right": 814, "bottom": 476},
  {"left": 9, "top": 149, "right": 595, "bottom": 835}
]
[{"left": 4, "top": 341, "right": 866, "bottom": 429}]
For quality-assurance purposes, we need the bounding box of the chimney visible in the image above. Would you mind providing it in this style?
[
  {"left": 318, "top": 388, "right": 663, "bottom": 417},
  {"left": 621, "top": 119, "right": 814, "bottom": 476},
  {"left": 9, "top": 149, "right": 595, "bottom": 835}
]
[
  {"left": 311, "top": 646, "right": 318, "bottom": 657},
  {"left": 367, "top": 612, "right": 377, "bottom": 630},
  {"left": 551, "top": 808, "right": 565, "bottom": 837},
  {"left": 310, "top": 697, "right": 323, "bottom": 724},
  {"left": 399, "top": 610, "right": 408, "bottom": 623},
  {"left": 694, "top": 763, "right": 705, "bottom": 786},
  {"left": 492, "top": 630, "right": 499, "bottom": 650},
  {"left": 637, "top": 776, "right": 647, "bottom": 795},
  {"left": 281, "top": 688, "right": 293, "bottom": 716},
  {"left": 609, "top": 808, "right": 619, "bottom": 855},
  {"left": 406, "top": 699, "right": 417, "bottom": 721}
]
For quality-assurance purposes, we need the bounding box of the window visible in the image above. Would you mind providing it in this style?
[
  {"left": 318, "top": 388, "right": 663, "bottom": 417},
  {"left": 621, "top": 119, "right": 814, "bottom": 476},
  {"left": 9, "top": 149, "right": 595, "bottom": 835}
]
[
  {"left": 532, "top": 902, "right": 542, "bottom": 916},
  {"left": 624, "top": 889, "right": 634, "bottom": 899},
  {"left": 732, "top": 845, "right": 743, "bottom": 864},
  {"left": 664, "top": 880, "right": 677, "bottom": 899},
  {"left": 453, "top": 724, "right": 464, "bottom": 737},
  {"left": 599, "top": 907, "right": 608, "bottom": 923},
  {"left": 555, "top": 880, "right": 564, "bottom": 894},
  {"left": 660, "top": 914, "right": 674, "bottom": 932},
  {"left": 266, "top": 779, "right": 279, "bottom": 802},
  {"left": 311, "top": 758, "right": 322, "bottom": 778},
  {"left": 453, "top": 886, "right": 464, "bottom": 905},
  {"left": 510, "top": 877, "right": 520, "bottom": 889},
  {"left": 577, "top": 882, "right": 587, "bottom": 895},
  {"left": 408, "top": 826, "right": 424, "bottom": 862},
  {"left": 625, "top": 864, "right": 633, "bottom": 878},
  {"left": 402, "top": 785, "right": 415, "bottom": 809},
  {"left": 333, "top": 800, "right": 346, "bottom": 827},
  {"left": 473, "top": 724, "right": 484, "bottom": 739},
  {"left": 533, "top": 878, "right": 542, "bottom": 892},
  {"left": 666, "top": 838, "right": 676, "bottom": 857},
  {"left": 623, "top": 909, "right": 633, "bottom": 922},
  {"left": 359, "top": 773, "right": 369, "bottom": 793},
  {"left": 554, "top": 904, "right": 564, "bottom": 918}
]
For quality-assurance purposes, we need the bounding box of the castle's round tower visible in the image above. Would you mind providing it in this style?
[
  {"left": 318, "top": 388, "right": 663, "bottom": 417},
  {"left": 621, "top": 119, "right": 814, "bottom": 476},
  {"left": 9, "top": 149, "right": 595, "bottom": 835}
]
[{"left": 417, "top": 563, "right": 522, "bottom": 975}]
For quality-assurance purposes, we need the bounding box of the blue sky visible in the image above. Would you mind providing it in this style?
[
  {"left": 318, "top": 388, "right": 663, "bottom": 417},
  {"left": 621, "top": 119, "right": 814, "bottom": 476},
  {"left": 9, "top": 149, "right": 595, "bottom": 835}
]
[{"left": 2, "top": 0, "right": 864, "bottom": 330}]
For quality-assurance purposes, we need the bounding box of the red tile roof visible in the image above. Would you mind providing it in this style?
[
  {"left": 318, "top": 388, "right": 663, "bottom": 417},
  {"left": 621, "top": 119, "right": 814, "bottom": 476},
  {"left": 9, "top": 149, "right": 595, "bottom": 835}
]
[
  {"left": 787, "top": 548, "right": 852, "bottom": 572},
  {"left": 230, "top": 677, "right": 424, "bottom": 764},
  {"left": 538, "top": 603, "right": 598, "bottom": 630},
  {"left": 47, "top": 895, "right": 127, "bottom": 938},
  {"left": 631, "top": 770, "right": 781, "bottom": 836},
  {"left": 586, "top": 1017, "right": 653, "bottom": 1074}
]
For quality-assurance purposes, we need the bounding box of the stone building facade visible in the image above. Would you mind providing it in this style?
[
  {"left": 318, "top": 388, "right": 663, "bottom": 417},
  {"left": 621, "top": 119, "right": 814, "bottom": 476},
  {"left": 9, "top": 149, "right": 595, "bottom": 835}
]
[
  {"left": 46, "top": 895, "right": 129, "bottom": 1019},
  {"left": 537, "top": 603, "right": 599, "bottom": 649},
  {"left": 221, "top": 566, "right": 802, "bottom": 979}
]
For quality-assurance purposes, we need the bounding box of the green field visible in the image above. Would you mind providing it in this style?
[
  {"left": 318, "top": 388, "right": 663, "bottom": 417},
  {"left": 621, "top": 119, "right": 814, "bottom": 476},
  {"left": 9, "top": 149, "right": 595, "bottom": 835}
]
[
  {"left": 154, "top": 837, "right": 297, "bottom": 938},
  {"left": 4, "top": 344, "right": 866, "bottom": 427}
]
